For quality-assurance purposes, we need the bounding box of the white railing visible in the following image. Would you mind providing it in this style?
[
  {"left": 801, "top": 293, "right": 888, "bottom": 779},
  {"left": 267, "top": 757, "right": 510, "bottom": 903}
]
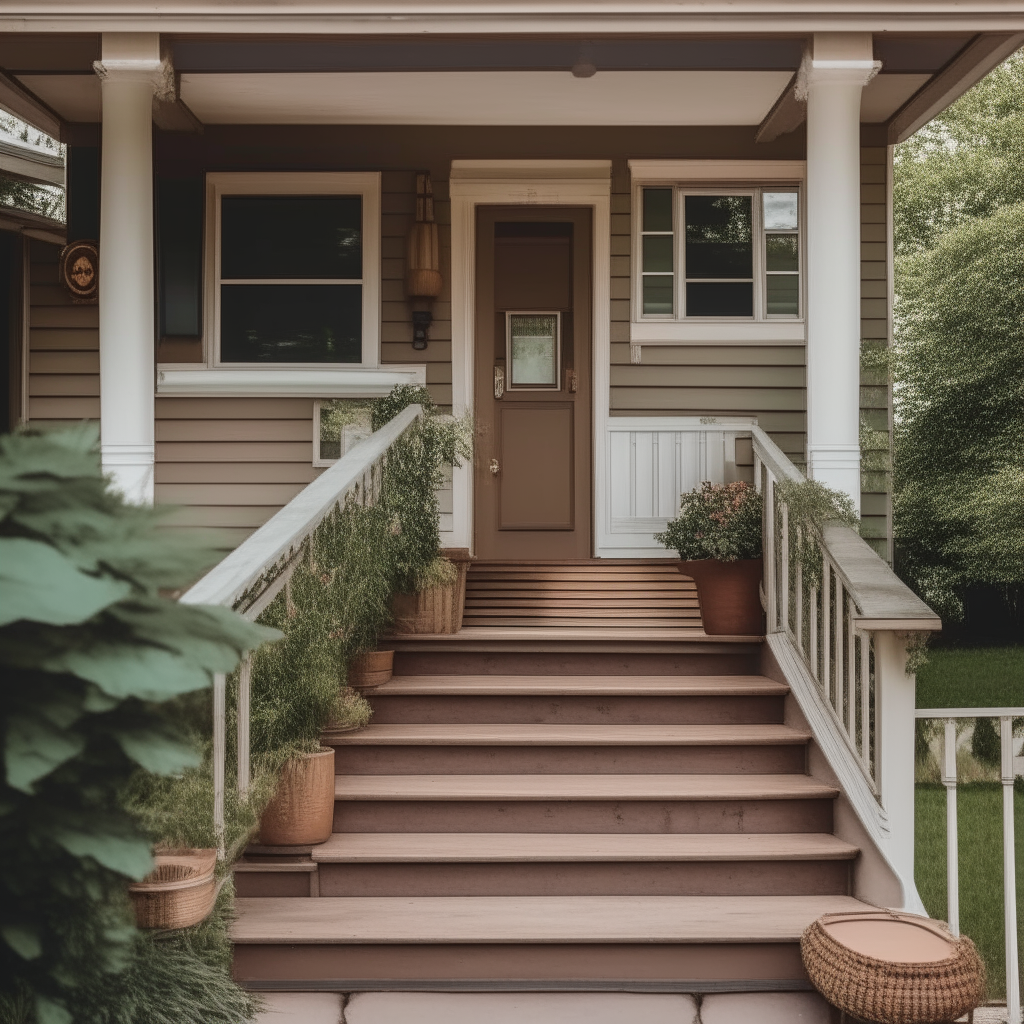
[
  {"left": 180, "top": 405, "right": 423, "bottom": 855},
  {"left": 916, "top": 709, "right": 1023, "bottom": 1024},
  {"left": 753, "top": 424, "right": 940, "bottom": 911}
]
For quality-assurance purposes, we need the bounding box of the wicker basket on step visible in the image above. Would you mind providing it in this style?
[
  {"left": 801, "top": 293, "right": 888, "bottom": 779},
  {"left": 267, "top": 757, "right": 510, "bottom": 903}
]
[
  {"left": 391, "top": 558, "right": 469, "bottom": 634},
  {"left": 128, "top": 849, "right": 218, "bottom": 930},
  {"left": 801, "top": 911, "right": 986, "bottom": 1024}
]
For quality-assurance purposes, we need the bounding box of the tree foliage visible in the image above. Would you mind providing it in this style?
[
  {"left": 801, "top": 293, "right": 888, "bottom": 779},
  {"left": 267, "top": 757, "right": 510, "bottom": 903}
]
[
  {"left": 0, "top": 429, "right": 271, "bottom": 1024},
  {"left": 893, "top": 53, "right": 1024, "bottom": 618}
]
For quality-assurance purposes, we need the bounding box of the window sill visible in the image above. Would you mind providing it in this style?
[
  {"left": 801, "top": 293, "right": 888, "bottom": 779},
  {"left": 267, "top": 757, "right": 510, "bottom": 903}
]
[
  {"left": 630, "top": 320, "right": 805, "bottom": 345},
  {"left": 156, "top": 365, "right": 427, "bottom": 397}
]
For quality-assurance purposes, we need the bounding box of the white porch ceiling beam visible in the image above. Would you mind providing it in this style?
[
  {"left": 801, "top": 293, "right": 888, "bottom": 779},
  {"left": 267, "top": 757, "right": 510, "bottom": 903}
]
[{"left": 0, "top": 135, "right": 63, "bottom": 186}]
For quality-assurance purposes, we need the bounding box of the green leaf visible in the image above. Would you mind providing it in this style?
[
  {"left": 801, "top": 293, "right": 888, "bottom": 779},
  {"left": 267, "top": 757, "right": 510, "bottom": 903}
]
[
  {"left": 5, "top": 716, "right": 86, "bottom": 793},
  {"left": 42, "top": 643, "right": 211, "bottom": 700},
  {"left": 53, "top": 827, "right": 153, "bottom": 879},
  {"left": 0, "top": 538, "right": 130, "bottom": 627},
  {"left": 35, "top": 995, "right": 73, "bottom": 1024},
  {"left": 2, "top": 924, "right": 42, "bottom": 960},
  {"left": 113, "top": 728, "right": 201, "bottom": 775}
]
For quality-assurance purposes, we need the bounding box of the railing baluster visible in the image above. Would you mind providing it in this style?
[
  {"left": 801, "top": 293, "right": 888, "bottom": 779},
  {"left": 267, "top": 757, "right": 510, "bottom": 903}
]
[
  {"left": 822, "top": 561, "right": 831, "bottom": 698},
  {"left": 1002, "top": 716, "right": 1021, "bottom": 1024},
  {"left": 780, "top": 501, "right": 789, "bottom": 635},
  {"left": 859, "top": 631, "right": 870, "bottom": 767},
  {"left": 213, "top": 671, "right": 226, "bottom": 858},
  {"left": 834, "top": 577, "right": 844, "bottom": 719},
  {"left": 942, "top": 719, "right": 960, "bottom": 936},
  {"left": 846, "top": 594, "right": 856, "bottom": 736},
  {"left": 237, "top": 654, "right": 252, "bottom": 801},
  {"left": 764, "top": 474, "right": 777, "bottom": 631},
  {"left": 810, "top": 584, "right": 819, "bottom": 682},
  {"left": 794, "top": 526, "right": 803, "bottom": 652}
]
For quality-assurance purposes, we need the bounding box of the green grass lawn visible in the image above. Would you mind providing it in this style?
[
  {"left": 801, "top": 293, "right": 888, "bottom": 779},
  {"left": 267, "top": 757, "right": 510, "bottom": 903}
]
[
  {"left": 916, "top": 784, "right": 1023, "bottom": 1000},
  {"left": 916, "top": 646, "right": 1024, "bottom": 708}
]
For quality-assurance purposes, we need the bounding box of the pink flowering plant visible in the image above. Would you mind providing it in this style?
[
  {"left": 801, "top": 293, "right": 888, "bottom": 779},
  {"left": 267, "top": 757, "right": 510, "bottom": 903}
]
[{"left": 656, "top": 481, "right": 763, "bottom": 562}]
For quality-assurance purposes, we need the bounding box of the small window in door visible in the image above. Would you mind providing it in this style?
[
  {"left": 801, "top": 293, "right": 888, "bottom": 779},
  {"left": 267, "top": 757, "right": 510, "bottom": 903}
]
[{"left": 506, "top": 312, "right": 561, "bottom": 390}]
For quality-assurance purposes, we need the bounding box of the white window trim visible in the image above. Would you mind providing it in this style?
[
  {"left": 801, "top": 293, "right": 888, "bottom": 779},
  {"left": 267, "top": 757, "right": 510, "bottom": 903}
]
[
  {"left": 629, "top": 159, "right": 807, "bottom": 346},
  {"left": 155, "top": 170, "right": 419, "bottom": 396}
]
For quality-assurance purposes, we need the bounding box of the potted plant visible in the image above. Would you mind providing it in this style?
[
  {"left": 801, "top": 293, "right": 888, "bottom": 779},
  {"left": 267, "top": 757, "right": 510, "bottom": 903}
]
[
  {"left": 391, "top": 548, "right": 472, "bottom": 635},
  {"left": 656, "top": 481, "right": 764, "bottom": 636}
]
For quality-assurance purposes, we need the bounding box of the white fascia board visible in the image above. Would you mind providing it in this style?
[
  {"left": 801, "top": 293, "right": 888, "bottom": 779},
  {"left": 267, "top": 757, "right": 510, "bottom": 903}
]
[
  {"left": 156, "top": 365, "right": 426, "bottom": 397},
  {"left": 629, "top": 159, "right": 806, "bottom": 182}
]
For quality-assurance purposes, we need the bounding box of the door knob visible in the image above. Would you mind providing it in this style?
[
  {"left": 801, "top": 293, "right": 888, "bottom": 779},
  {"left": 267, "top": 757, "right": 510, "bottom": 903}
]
[
  {"left": 493, "top": 366, "right": 505, "bottom": 400},
  {"left": 489, "top": 459, "right": 500, "bottom": 475}
]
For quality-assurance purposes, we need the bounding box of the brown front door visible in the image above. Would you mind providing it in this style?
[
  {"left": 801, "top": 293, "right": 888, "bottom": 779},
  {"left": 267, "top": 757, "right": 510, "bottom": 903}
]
[{"left": 474, "top": 207, "right": 592, "bottom": 560}]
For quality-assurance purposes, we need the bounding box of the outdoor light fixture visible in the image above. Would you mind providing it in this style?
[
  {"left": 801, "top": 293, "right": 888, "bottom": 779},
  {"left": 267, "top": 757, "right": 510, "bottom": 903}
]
[{"left": 405, "top": 171, "right": 443, "bottom": 351}]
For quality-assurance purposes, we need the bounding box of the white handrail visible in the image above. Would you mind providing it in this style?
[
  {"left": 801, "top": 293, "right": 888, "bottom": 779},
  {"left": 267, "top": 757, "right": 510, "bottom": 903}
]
[
  {"left": 179, "top": 405, "right": 424, "bottom": 855},
  {"left": 916, "top": 709, "right": 1023, "bottom": 1024}
]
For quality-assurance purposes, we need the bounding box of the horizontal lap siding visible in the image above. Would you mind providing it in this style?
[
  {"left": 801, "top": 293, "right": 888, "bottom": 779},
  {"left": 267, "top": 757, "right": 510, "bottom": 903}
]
[
  {"left": 155, "top": 397, "right": 317, "bottom": 550},
  {"left": 27, "top": 240, "right": 100, "bottom": 424},
  {"left": 860, "top": 146, "right": 892, "bottom": 559}
]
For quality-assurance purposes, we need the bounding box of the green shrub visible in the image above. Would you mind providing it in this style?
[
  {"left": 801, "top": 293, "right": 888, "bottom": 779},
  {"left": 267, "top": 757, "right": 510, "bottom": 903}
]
[
  {"left": 775, "top": 478, "right": 860, "bottom": 590},
  {"left": 971, "top": 717, "right": 1002, "bottom": 768},
  {"left": 0, "top": 428, "right": 272, "bottom": 1024},
  {"left": 657, "top": 481, "right": 762, "bottom": 562}
]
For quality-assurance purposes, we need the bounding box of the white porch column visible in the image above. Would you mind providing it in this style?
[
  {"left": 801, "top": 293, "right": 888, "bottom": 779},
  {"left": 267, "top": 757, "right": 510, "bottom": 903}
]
[
  {"left": 94, "top": 35, "right": 171, "bottom": 504},
  {"left": 802, "top": 34, "right": 880, "bottom": 514}
]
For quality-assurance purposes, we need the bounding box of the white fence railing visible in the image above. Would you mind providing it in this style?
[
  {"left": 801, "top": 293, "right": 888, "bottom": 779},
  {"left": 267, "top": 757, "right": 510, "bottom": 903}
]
[
  {"left": 916, "top": 708, "right": 1023, "bottom": 1024},
  {"left": 180, "top": 405, "right": 423, "bottom": 855}
]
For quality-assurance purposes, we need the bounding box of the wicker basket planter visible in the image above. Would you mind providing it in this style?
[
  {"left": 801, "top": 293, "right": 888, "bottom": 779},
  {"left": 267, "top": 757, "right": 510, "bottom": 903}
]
[
  {"left": 347, "top": 649, "right": 394, "bottom": 689},
  {"left": 128, "top": 849, "right": 218, "bottom": 930},
  {"left": 392, "top": 556, "right": 469, "bottom": 635},
  {"left": 801, "top": 912, "right": 986, "bottom": 1024},
  {"left": 258, "top": 748, "right": 336, "bottom": 847}
]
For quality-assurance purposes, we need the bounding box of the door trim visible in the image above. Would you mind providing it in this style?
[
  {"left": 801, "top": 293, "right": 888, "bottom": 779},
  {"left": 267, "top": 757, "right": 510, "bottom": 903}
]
[{"left": 448, "top": 159, "right": 612, "bottom": 555}]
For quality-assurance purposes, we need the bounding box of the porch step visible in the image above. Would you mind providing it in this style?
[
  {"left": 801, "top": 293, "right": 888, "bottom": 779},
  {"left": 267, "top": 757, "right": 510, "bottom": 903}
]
[
  {"left": 327, "top": 723, "right": 811, "bottom": 774},
  {"left": 309, "top": 831, "right": 856, "bottom": 897},
  {"left": 331, "top": 773, "right": 837, "bottom": 834},
  {"left": 231, "top": 894, "right": 871, "bottom": 987},
  {"left": 367, "top": 674, "right": 788, "bottom": 695}
]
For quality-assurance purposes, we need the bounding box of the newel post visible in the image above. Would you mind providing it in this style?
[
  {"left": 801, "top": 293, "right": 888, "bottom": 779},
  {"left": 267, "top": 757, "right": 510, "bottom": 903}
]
[{"left": 875, "top": 630, "right": 925, "bottom": 912}]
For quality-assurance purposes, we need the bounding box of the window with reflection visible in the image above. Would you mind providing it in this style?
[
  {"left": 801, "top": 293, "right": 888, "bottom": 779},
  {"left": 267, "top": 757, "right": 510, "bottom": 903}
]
[
  {"left": 637, "top": 186, "right": 801, "bottom": 321},
  {"left": 218, "top": 194, "right": 363, "bottom": 363}
]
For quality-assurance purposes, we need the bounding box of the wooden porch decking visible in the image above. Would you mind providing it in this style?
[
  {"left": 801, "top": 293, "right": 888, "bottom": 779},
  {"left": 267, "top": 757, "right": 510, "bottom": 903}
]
[{"left": 231, "top": 559, "right": 871, "bottom": 991}]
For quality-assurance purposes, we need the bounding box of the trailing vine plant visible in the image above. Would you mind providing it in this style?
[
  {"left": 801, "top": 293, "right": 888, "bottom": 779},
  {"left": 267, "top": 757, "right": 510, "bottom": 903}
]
[{"left": 774, "top": 478, "right": 859, "bottom": 590}]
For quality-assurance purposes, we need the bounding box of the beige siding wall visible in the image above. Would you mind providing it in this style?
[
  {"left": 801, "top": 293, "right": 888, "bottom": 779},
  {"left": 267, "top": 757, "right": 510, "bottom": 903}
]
[
  {"left": 27, "top": 239, "right": 99, "bottom": 425},
  {"left": 26, "top": 136, "right": 891, "bottom": 556}
]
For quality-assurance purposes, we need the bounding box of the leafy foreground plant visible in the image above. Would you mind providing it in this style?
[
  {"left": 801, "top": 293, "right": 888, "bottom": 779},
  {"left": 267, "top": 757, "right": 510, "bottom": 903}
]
[
  {"left": 775, "top": 478, "right": 859, "bottom": 589},
  {"left": 0, "top": 428, "right": 273, "bottom": 1024}
]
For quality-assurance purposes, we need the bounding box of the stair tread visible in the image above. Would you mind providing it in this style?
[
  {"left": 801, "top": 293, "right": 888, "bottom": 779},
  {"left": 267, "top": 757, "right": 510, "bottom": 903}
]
[
  {"left": 311, "top": 832, "right": 859, "bottom": 863},
  {"left": 389, "top": 627, "right": 759, "bottom": 640},
  {"left": 328, "top": 724, "right": 810, "bottom": 746},
  {"left": 232, "top": 894, "right": 869, "bottom": 945},
  {"left": 369, "top": 674, "right": 788, "bottom": 696},
  {"left": 334, "top": 774, "right": 838, "bottom": 801}
]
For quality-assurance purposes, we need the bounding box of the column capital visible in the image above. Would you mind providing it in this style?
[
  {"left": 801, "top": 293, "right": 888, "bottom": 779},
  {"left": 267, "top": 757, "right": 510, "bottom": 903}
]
[
  {"left": 796, "top": 54, "right": 880, "bottom": 100},
  {"left": 93, "top": 57, "right": 175, "bottom": 100}
]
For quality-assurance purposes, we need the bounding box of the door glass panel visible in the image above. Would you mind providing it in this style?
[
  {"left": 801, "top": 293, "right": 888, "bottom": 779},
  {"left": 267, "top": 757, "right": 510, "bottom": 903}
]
[
  {"left": 685, "top": 195, "right": 753, "bottom": 279},
  {"left": 508, "top": 313, "right": 559, "bottom": 388},
  {"left": 763, "top": 192, "right": 799, "bottom": 231},
  {"left": 221, "top": 196, "right": 362, "bottom": 280}
]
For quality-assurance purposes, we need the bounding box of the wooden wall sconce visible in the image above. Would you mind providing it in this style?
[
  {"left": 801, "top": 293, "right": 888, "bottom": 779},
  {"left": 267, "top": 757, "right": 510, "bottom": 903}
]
[{"left": 406, "top": 172, "right": 443, "bottom": 350}]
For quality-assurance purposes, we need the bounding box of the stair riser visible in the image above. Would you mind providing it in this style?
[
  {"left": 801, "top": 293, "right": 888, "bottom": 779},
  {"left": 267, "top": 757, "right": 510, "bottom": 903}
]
[
  {"left": 233, "top": 941, "right": 807, "bottom": 986},
  {"left": 394, "top": 652, "right": 760, "bottom": 677},
  {"left": 234, "top": 871, "right": 313, "bottom": 898},
  {"left": 366, "top": 694, "right": 784, "bottom": 726},
  {"left": 333, "top": 799, "right": 834, "bottom": 834},
  {"left": 316, "top": 860, "right": 851, "bottom": 898},
  {"left": 331, "top": 745, "right": 808, "bottom": 776}
]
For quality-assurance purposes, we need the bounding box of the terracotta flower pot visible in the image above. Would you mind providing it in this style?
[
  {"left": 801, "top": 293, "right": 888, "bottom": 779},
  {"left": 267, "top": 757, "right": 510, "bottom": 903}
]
[
  {"left": 678, "top": 558, "right": 764, "bottom": 636},
  {"left": 347, "top": 649, "right": 394, "bottom": 689},
  {"left": 259, "top": 748, "right": 335, "bottom": 847},
  {"left": 129, "top": 848, "right": 218, "bottom": 930}
]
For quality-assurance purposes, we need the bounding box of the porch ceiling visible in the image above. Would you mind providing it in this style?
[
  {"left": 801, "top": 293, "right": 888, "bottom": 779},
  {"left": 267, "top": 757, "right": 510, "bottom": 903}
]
[{"left": 15, "top": 68, "right": 929, "bottom": 125}]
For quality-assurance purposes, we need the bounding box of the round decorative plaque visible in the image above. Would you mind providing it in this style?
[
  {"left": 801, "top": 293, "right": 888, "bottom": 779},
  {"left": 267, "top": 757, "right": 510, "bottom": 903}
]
[{"left": 58, "top": 240, "right": 99, "bottom": 303}]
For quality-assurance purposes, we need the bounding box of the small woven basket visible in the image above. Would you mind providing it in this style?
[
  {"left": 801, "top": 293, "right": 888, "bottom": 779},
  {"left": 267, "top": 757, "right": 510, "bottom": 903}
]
[
  {"left": 801, "top": 912, "right": 986, "bottom": 1024},
  {"left": 129, "top": 849, "right": 218, "bottom": 930}
]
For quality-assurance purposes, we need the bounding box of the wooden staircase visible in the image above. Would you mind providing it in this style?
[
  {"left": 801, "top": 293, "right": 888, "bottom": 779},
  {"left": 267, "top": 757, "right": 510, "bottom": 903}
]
[{"left": 231, "top": 562, "right": 868, "bottom": 992}]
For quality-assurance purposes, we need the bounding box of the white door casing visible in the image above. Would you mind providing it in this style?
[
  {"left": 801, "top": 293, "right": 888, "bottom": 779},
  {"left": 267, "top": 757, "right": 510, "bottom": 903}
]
[{"left": 446, "top": 160, "right": 612, "bottom": 553}]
